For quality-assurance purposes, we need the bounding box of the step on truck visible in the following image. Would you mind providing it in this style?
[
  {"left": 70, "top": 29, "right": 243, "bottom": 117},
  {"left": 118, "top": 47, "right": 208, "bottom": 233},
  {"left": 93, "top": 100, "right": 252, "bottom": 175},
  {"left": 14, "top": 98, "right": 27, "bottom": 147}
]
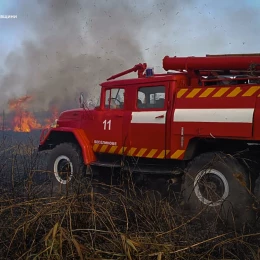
[{"left": 39, "top": 53, "right": 260, "bottom": 226}]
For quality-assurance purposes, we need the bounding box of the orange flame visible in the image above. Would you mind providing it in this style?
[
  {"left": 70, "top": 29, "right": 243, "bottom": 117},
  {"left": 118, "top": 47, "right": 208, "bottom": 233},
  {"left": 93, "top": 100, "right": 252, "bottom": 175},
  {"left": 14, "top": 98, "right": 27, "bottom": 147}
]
[
  {"left": 7, "top": 95, "right": 59, "bottom": 132},
  {"left": 43, "top": 106, "right": 59, "bottom": 128}
]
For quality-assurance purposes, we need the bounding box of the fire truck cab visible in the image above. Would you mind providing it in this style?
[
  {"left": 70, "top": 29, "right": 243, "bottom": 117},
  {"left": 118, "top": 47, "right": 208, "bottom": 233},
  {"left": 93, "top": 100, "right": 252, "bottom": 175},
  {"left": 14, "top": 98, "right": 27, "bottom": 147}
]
[
  {"left": 39, "top": 54, "right": 260, "bottom": 227},
  {"left": 87, "top": 73, "right": 180, "bottom": 163}
]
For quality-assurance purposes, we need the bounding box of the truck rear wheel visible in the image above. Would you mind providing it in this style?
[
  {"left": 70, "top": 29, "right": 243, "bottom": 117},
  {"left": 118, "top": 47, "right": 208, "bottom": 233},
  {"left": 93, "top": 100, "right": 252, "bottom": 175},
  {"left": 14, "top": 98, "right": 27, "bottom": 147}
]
[
  {"left": 183, "top": 152, "right": 256, "bottom": 227},
  {"left": 47, "top": 143, "right": 87, "bottom": 195}
]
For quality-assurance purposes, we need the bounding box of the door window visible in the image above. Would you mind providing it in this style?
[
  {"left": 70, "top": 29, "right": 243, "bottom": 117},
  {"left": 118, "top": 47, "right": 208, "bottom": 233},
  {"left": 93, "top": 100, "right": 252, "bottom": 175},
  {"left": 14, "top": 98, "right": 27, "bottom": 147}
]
[
  {"left": 105, "top": 88, "right": 125, "bottom": 109},
  {"left": 137, "top": 86, "right": 165, "bottom": 109}
]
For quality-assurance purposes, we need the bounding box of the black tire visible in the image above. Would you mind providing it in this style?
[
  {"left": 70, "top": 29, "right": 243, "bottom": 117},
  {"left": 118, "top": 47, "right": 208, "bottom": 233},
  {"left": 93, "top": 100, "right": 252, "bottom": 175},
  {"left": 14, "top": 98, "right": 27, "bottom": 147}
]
[
  {"left": 183, "top": 152, "right": 256, "bottom": 227},
  {"left": 47, "top": 142, "right": 89, "bottom": 196}
]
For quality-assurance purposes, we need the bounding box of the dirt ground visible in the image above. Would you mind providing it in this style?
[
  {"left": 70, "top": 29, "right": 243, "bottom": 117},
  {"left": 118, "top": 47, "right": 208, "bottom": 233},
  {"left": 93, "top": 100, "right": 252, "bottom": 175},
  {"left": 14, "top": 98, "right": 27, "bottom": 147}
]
[{"left": 0, "top": 131, "right": 259, "bottom": 259}]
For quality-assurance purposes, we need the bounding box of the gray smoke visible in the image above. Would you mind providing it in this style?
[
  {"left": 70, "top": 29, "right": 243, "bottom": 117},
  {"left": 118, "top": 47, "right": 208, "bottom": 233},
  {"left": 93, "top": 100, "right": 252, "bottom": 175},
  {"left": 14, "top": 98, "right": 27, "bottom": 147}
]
[
  {"left": 0, "top": 0, "right": 148, "bottom": 114},
  {"left": 0, "top": 0, "right": 259, "bottom": 119}
]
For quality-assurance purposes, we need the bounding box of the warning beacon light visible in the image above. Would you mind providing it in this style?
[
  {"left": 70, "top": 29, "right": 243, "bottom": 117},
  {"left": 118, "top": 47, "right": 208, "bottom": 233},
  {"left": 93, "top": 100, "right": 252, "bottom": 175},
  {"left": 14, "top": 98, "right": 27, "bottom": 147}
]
[{"left": 146, "top": 67, "right": 154, "bottom": 77}]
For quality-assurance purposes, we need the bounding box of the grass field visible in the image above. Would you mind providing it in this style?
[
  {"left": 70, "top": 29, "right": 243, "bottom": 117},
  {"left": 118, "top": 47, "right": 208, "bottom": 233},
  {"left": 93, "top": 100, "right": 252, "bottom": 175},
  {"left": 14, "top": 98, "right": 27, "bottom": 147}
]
[{"left": 0, "top": 132, "right": 259, "bottom": 259}]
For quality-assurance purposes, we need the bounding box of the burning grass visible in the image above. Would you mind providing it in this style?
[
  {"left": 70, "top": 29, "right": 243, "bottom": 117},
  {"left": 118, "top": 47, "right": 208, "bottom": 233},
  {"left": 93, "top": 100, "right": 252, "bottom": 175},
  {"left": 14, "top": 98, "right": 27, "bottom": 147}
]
[
  {"left": 0, "top": 133, "right": 259, "bottom": 259},
  {"left": 1, "top": 95, "right": 59, "bottom": 132}
]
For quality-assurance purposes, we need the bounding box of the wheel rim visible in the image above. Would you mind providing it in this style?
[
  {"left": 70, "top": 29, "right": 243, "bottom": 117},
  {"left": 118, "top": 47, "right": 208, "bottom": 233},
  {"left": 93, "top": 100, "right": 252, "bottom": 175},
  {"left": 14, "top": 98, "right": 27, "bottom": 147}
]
[
  {"left": 194, "top": 169, "right": 229, "bottom": 207},
  {"left": 53, "top": 155, "right": 73, "bottom": 184}
]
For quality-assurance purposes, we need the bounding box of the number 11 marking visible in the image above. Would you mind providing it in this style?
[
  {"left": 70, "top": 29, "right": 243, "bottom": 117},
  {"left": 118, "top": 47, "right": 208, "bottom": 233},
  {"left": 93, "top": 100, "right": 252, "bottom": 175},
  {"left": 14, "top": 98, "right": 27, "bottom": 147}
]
[{"left": 103, "top": 119, "right": 111, "bottom": 130}]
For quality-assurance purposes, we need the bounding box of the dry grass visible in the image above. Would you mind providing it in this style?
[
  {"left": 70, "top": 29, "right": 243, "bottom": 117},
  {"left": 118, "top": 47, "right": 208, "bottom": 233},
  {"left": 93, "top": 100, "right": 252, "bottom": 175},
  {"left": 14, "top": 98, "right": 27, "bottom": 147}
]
[{"left": 0, "top": 133, "right": 259, "bottom": 259}]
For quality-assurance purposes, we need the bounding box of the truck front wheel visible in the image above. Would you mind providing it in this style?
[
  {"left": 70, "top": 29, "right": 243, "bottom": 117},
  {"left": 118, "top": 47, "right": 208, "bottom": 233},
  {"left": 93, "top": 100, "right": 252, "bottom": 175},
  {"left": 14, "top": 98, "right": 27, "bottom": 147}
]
[
  {"left": 183, "top": 152, "right": 255, "bottom": 227},
  {"left": 47, "top": 143, "right": 87, "bottom": 195}
]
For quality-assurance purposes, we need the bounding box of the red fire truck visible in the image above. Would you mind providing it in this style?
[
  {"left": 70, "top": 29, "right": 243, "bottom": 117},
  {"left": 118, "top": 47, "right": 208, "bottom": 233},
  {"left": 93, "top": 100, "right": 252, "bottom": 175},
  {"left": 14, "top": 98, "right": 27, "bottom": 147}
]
[{"left": 39, "top": 53, "right": 260, "bottom": 226}]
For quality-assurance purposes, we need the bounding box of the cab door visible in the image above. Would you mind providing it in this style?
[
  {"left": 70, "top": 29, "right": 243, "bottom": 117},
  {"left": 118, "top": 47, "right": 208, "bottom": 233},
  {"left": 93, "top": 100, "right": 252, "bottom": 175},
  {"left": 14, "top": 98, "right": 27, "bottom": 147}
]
[
  {"left": 128, "top": 83, "right": 169, "bottom": 159},
  {"left": 89, "top": 87, "right": 125, "bottom": 154}
]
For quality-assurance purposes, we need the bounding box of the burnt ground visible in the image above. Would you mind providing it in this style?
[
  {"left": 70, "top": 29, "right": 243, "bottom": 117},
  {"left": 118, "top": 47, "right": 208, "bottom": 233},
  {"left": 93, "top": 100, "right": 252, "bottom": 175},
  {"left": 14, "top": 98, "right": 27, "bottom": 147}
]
[
  {"left": 0, "top": 131, "right": 259, "bottom": 259},
  {"left": 0, "top": 130, "right": 47, "bottom": 193}
]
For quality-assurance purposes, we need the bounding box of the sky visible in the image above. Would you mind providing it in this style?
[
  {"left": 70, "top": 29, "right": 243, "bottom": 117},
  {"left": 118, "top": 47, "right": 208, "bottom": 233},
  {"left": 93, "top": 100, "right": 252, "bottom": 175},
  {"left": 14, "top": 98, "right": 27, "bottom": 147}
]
[
  {"left": 0, "top": 0, "right": 260, "bottom": 113},
  {"left": 1, "top": 1, "right": 259, "bottom": 57}
]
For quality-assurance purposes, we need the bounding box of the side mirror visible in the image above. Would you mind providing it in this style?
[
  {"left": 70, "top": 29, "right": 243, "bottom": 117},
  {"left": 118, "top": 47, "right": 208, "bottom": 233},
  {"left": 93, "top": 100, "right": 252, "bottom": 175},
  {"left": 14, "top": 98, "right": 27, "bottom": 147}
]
[{"left": 79, "top": 92, "right": 84, "bottom": 108}]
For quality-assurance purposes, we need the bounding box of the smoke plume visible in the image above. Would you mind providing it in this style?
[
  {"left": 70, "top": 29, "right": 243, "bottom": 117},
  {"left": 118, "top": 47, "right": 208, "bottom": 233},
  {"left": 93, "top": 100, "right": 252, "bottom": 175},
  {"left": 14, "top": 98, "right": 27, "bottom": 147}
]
[
  {"left": 0, "top": 0, "right": 259, "bottom": 118},
  {"left": 1, "top": 0, "right": 146, "bottom": 113}
]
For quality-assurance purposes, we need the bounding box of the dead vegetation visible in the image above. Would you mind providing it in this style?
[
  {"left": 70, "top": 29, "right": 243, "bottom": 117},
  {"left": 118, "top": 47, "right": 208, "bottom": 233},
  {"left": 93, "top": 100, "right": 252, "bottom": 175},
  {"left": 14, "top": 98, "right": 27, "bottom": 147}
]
[{"left": 0, "top": 133, "right": 259, "bottom": 259}]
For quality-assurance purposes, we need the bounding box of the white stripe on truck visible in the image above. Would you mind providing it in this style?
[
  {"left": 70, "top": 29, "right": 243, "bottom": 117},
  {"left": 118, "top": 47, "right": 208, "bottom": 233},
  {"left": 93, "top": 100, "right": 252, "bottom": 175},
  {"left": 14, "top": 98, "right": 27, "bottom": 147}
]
[{"left": 173, "top": 108, "right": 254, "bottom": 123}]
